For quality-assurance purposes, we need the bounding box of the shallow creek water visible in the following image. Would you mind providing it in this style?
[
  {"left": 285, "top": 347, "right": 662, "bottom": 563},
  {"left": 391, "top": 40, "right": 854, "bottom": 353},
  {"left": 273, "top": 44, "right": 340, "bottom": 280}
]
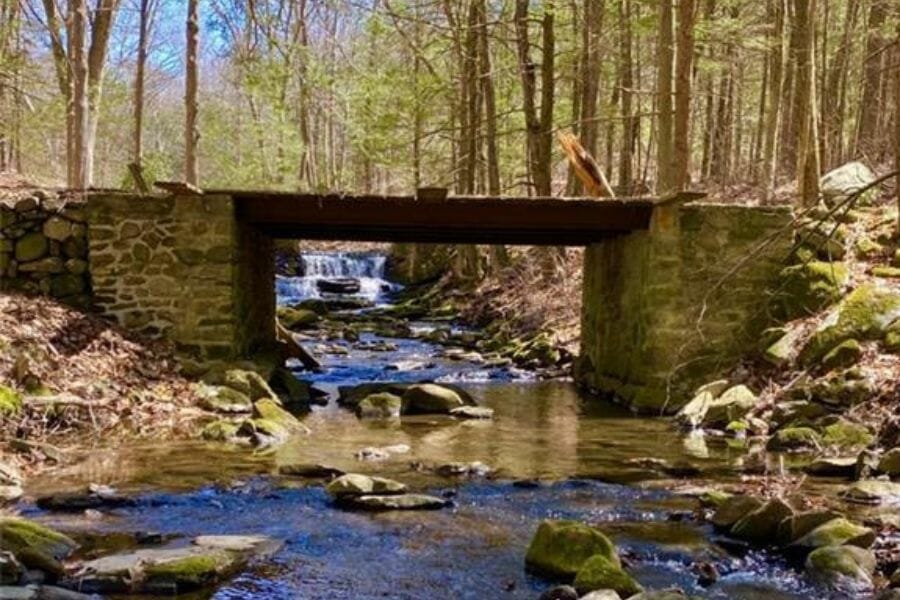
[{"left": 19, "top": 254, "right": 879, "bottom": 599}]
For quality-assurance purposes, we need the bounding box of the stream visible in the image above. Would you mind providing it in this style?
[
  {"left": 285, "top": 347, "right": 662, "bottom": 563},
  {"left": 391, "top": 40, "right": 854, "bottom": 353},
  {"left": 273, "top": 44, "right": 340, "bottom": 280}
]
[{"left": 21, "top": 252, "right": 870, "bottom": 599}]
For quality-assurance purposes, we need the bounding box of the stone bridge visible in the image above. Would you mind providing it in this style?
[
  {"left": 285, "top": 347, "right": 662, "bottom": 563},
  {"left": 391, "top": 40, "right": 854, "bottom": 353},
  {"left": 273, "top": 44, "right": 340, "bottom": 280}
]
[{"left": 0, "top": 190, "right": 793, "bottom": 413}]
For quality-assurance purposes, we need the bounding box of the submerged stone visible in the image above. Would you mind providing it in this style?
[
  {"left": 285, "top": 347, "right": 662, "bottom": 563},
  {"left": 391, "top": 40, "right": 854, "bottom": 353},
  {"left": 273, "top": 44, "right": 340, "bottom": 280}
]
[
  {"left": 449, "top": 405, "right": 494, "bottom": 419},
  {"left": 355, "top": 392, "right": 402, "bottom": 419},
  {"left": 277, "top": 463, "right": 344, "bottom": 478},
  {"left": 344, "top": 493, "right": 449, "bottom": 511},
  {"left": 524, "top": 519, "right": 619, "bottom": 578},
  {"left": 573, "top": 554, "right": 642, "bottom": 597}
]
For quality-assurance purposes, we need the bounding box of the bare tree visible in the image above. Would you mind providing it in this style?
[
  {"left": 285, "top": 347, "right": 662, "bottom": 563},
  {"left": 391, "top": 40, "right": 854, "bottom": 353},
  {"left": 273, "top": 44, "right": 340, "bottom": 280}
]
[
  {"left": 185, "top": 0, "right": 199, "bottom": 185},
  {"left": 673, "top": 0, "right": 696, "bottom": 191}
]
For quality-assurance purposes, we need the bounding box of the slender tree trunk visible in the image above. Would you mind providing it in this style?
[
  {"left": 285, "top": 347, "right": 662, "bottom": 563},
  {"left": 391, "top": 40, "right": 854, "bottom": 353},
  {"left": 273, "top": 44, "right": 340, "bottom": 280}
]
[
  {"left": 894, "top": 21, "right": 900, "bottom": 232},
  {"left": 618, "top": 0, "right": 635, "bottom": 189},
  {"left": 793, "top": 0, "right": 820, "bottom": 206},
  {"left": 673, "top": 0, "right": 696, "bottom": 191},
  {"left": 69, "top": 0, "right": 88, "bottom": 188},
  {"left": 823, "top": 0, "right": 858, "bottom": 168},
  {"left": 184, "top": 0, "right": 199, "bottom": 185},
  {"left": 763, "top": 0, "right": 787, "bottom": 198},
  {"left": 656, "top": 0, "right": 675, "bottom": 192},
  {"left": 856, "top": 0, "right": 887, "bottom": 158},
  {"left": 133, "top": 0, "right": 150, "bottom": 168}
]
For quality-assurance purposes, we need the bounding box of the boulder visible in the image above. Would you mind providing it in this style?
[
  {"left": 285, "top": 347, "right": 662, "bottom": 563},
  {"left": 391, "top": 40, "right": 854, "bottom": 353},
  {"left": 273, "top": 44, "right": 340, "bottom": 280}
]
[
  {"left": 355, "top": 392, "right": 402, "bottom": 419},
  {"left": 800, "top": 284, "right": 900, "bottom": 365},
  {"left": 804, "top": 457, "right": 857, "bottom": 478},
  {"left": 820, "top": 162, "right": 876, "bottom": 206},
  {"left": 790, "top": 518, "right": 875, "bottom": 550},
  {"left": 839, "top": 480, "right": 900, "bottom": 505},
  {"left": 198, "top": 386, "right": 252, "bottom": 414},
  {"left": 252, "top": 399, "right": 309, "bottom": 435},
  {"left": 675, "top": 391, "right": 713, "bottom": 430},
  {"left": 235, "top": 419, "right": 289, "bottom": 447},
  {"left": 0, "top": 518, "right": 77, "bottom": 576},
  {"left": 805, "top": 545, "right": 875, "bottom": 591},
  {"left": 524, "top": 520, "right": 618, "bottom": 578},
  {"left": 537, "top": 585, "right": 579, "bottom": 600},
  {"left": 878, "top": 447, "right": 900, "bottom": 478},
  {"left": 573, "top": 554, "right": 642, "bottom": 597},
  {"left": 770, "top": 401, "right": 828, "bottom": 428},
  {"left": 221, "top": 369, "right": 277, "bottom": 401},
  {"left": 200, "top": 420, "right": 239, "bottom": 442},
  {"left": 711, "top": 495, "right": 763, "bottom": 529},
  {"left": 767, "top": 427, "right": 822, "bottom": 452},
  {"left": 401, "top": 384, "right": 466, "bottom": 415},
  {"left": 325, "top": 474, "right": 406, "bottom": 499},
  {"left": 730, "top": 498, "right": 794, "bottom": 544},
  {"left": 776, "top": 261, "right": 848, "bottom": 320},
  {"left": 776, "top": 510, "right": 842, "bottom": 545},
  {"left": 807, "top": 370, "right": 874, "bottom": 408},
  {"left": 343, "top": 493, "right": 449, "bottom": 511},
  {"left": 702, "top": 385, "right": 759, "bottom": 429},
  {"left": 276, "top": 306, "right": 319, "bottom": 330},
  {"left": 276, "top": 463, "right": 344, "bottom": 478},
  {"left": 820, "top": 339, "right": 862, "bottom": 371},
  {"left": 821, "top": 419, "right": 873, "bottom": 450},
  {"left": 268, "top": 368, "right": 314, "bottom": 409}
]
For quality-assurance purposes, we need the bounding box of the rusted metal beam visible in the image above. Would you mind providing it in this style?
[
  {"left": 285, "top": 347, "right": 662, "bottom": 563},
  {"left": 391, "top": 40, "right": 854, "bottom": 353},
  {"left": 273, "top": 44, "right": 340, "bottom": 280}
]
[{"left": 219, "top": 191, "right": 655, "bottom": 246}]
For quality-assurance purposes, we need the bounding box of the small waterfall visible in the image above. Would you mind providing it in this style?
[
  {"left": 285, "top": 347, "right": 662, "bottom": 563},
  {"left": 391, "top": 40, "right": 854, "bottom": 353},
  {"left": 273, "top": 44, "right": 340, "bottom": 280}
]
[{"left": 276, "top": 252, "right": 398, "bottom": 305}]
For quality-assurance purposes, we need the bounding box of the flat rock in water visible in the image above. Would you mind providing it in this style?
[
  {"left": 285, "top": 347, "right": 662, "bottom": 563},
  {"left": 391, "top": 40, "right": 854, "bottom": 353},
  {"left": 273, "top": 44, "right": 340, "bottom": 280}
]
[
  {"left": 193, "top": 535, "right": 282, "bottom": 555},
  {"left": 449, "top": 406, "right": 494, "bottom": 419},
  {"left": 436, "top": 461, "right": 492, "bottom": 477},
  {"left": 839, "top": 480, "right": 900, "bottom": 505},
  {"left": 325, "top": 474, "right": 406, "bottom": 499},
  {"left": 804, "top": 457, "right": 857, "bottom": 478},
  {"left": 343, "top": 493, "right": 449, "bottom": 511},
  {"left": 277, "top": 463, "right": 345, "bottom": 478}
]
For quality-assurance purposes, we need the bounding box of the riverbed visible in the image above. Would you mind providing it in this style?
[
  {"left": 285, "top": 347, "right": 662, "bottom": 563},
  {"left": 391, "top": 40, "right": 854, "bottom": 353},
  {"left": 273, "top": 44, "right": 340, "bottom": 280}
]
[{"left": 19, "top": 252, "right": 879, "bottom": 599}]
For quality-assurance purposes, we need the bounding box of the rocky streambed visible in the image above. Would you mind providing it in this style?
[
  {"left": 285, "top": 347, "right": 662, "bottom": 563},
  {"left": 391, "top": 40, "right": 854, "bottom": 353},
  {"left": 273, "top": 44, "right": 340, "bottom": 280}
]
[{"left": 2, "top": 249, "right": 899, "bottom": 599}]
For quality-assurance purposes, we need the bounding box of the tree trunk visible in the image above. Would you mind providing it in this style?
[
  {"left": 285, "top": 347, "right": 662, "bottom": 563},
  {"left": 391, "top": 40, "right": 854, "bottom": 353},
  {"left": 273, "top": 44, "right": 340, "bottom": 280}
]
[
  {"left": 656, "top": 0, "right": 675, "bottom": 192},
  {"left": 822, "top": 0, "right": 858, "bottom": 168},
  {"left": 894, "top": 21, "right": 900, "bottom": 233},
  {"left": 133, "top": 0, "right": 150, "bottom": 168},
  {"left": 184, "top": 0, "right": 199, "bottom": 185},
  {"left": 855, "top": 0, "right": 887, "bottom": 158},
  {"left": 673, "top": 0, "right": 696, "bottom": 191},
  {"left": 69, "top": 0, "right": 88, "bottom": 188},
  {"left": 763, "top": 0, "right": 787, "bottom": 198},
  {"left": 618, "top": 0, "right": 635, "bottom": 190},
  {"left": 793, "top": 0, "right": 820, "bottom": 206}
]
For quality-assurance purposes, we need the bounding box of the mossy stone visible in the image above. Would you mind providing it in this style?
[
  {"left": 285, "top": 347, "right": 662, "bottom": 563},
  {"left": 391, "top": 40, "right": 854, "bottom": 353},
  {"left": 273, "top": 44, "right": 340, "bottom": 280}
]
[
  {"left": 356, "top": 392, "right": 402, "bottom": 419},
  {"left": 144, "top": 550, "right": 235, "bottom": 590},
  {"left": 791, "top": 518, "right": 876, "bottom": 550},
  {"left": 573, "top": 554, "right": 642, "bottom": 597},
  {"left": 525, "top": 520, "right": 619, "bottom": 578},
  {"left": 711, "top": 495, "right": 763, "bottom": 529},
  {"left": 200, "top": 420, "right": 239, "bottom": 441},
  {"left": 822, "top": 419, "right": 873, "bottom": 450},
  {"left": 730, "top": 498, "right": 794, "bottom": 544},
  {"left": 0, "top": 517, "right": 77, "bottom": 564},
  {"left": 767, "top": 427, "right": 822, "bottom": 452},
  {"left": 877, "top": 448, "right": 900, "bottom": 478},
  {"left": 800, "top": 284, "right": 900, "bottom": 365},
  {"left": 276, "top": 307, "right": 319, "bottom": 330},
  {"left": 776, "top": 261, "right": 848, "bottom": 320},
  {"left": 776, "top": 510, "right": 842, "bottom": 545},
  {"left": 198, "top": 386, "right": 252, "bottom": 414},
  {"left": 805, "top": 545, "right": 875, "bottom": 590},
  {"left": 253, "top": 398, "right": 308, "bottom": 434},
  {"left": 0, "top": 385, "right": 22, "bottom": 416},
  {"left": 222, "top": 369, "right": 276, "bottom": 401},
  {"left": 854, "top": 238, "right": 883, "bottom": 259},
  {"left": 872, "top": 266, "right": 900, "bottom": 279},
  {"left": 821, "top": 339, "right": 862, "bottom": 371}
]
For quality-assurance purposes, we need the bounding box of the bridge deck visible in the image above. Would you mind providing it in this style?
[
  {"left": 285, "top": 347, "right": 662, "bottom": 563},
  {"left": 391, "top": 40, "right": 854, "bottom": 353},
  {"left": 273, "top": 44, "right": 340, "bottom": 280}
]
[{"left": 220, "top": 191, "right": 656, "bottom": 245}]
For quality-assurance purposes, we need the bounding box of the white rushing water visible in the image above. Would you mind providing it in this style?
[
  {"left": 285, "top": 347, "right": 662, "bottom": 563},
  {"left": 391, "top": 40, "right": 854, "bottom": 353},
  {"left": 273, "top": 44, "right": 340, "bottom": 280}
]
[{"left": 276, "top": 252, "right": 399, "bottom": 305}]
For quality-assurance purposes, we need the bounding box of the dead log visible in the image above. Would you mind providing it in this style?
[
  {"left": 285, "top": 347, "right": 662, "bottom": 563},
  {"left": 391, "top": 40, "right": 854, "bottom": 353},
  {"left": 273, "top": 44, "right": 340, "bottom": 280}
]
[
  {"left": 558, "top": 132, "right": 615, "bottom": 198},
  {"left": 276, "top": 321, "right": 322, "bottom": 372}
]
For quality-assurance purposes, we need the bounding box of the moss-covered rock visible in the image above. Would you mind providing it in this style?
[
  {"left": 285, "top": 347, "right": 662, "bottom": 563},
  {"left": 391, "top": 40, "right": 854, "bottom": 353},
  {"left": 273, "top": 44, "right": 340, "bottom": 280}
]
[
  {"left": 877, "top": 447, "right": 900, "bottom": 478},
  {"left": 854, "top": 237, "right": 883, "bottom": 259},
  {"left": 873, "top": 266, "right": 900, "bottom": 279},
  {"left": 821, "top": 419, "right": 873, "bottom": 450},
  {"left": 703, "top": 385, "right": 758, "bottom": 429},
  {"left": 0, "top": 517, "right": 77, "bottom": 575},
  {"left": 767, "top": 427, "right": 822, "bottom": 452},
  {"left": 803, "top": 457, "right": 857, "bottom": 478},
  {"left": 143, "top": 550, "right": 236, "bottom": 591},
  {"left": 222, "top": 369, "right": 276, "bottom": 401},
  {"left": 730, "top": 498, "right": 794, "bottom": 544},
  {"left": 276, "top": 306, "right": 319, "bottom": 330},
  {"left": 776, "top": 510, "right": 842, "bottom": 545},
  {"left": 776, "top": 261, "right": 848, "bottom": 320},
  {"left": 711, "top": 495, "right": 763, "bottom": 529},
  {"left": 0, "top": 385, "right": 22, "bottom": 416},
  {"left": 524, "top": 520, "right": 619, "bottom": 578},
  {"left": 573, "top": 554, "right": 642, "bottom": 597},
  {"left": 790, "top": 518, "right": 875, "bottom": 550},
  {"left": 14, "top": 232, "right": 48, "bottom": 262},
  {"left": 252, "top": 398, "right": 308, "bottom": 434},
  {"left": 820, "top": 339, "right": 862, "bottom": 371},
  {"left": 805, "top": 545, "right": 875, "bottom": 591},
  {"left": 200, "top": 419, "right": 240, "bottom": 442},
  {"left": 800, "top": 284, "right": 900, "bottom": 365},
  {"left": 885, "top": 324, "right": 900, "bottom": 354},
  {"left": 355, "top": 392, "right": 402, "bottom": 419},
  {"left": 839, "top": 480, "right": 900, "bottom": 505},
  {"left": 197, "top": 386, "right": 252, "bottom": 414},
  {"left": 806, "top": 369, "right": 874, "bottom": 408}
]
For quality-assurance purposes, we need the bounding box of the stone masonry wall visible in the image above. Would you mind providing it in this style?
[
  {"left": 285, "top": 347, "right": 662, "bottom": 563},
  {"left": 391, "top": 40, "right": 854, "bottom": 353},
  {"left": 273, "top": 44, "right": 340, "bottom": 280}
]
[
  {"left": 86, "top": 193, "right": 275, "bottom": 363},
  {"left": 0, "top": 191, "right": 91, "bottom": 307},
  {"left": 578, "top": 202, "right": 794, "bottom": 414}
]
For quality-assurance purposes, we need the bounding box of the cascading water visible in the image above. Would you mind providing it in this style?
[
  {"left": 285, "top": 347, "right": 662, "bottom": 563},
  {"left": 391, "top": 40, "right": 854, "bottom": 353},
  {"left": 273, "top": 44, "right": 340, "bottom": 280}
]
[{"left": 276, "top": 252, "right": 399, "bottom": 305}]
